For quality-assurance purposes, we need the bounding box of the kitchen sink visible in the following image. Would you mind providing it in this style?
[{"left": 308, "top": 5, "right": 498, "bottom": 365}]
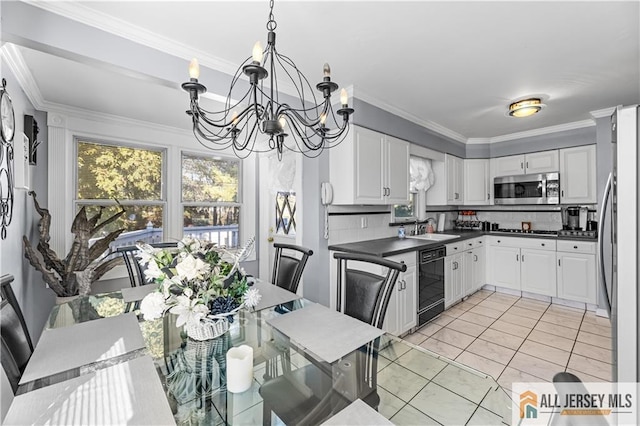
[{"left": 406, "top": 233, "right": 460, "bottom": 242}]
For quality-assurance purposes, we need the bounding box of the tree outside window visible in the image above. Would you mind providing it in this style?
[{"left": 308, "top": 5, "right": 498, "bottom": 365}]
[
  {"left": 182, "top": 153, "right": 241, "bottom": 248},
  {"left": 76, "top": 140, "right": 164, "bottom": 246}
]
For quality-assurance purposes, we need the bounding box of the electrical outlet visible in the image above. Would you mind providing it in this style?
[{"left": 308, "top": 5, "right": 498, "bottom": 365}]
[{"left": 360, "top": 217, "right": 368, "bottom": 228}]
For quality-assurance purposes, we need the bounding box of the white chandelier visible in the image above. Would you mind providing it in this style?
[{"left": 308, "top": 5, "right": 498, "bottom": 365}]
[{"left": 181, "top": 0, "right": 354, "bottom": 159}]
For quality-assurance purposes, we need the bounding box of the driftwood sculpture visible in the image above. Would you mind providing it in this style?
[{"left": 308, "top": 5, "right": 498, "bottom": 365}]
[{"left": 23, "top": 191, "right": 126, "bottom": 297}]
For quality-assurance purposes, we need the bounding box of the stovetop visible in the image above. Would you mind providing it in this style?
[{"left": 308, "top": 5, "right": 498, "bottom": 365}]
[
  {"left": 490, "top": 228, "right": 598, "bottom": 239},
  {"left": 493, "top": 228, "right": 559, "bottom": 235}
]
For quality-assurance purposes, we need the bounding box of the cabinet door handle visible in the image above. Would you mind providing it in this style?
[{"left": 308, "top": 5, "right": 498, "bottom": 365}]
[
  {"left": 541, "top": 243, "right": 545, "bottom": 246},
  {"left": 497, "top": 240, "right": 501, "bottom": 243},
  {"left": 474, "top": 255, "right": 478, "bottom": 262},
  {"left": 487, "top": 193, "right": 490, "bottom": 200},
  {"left": 522, "top": 255, "right": 525, "bottom": 262},
  {"left": 516, "top": 254, "right": 519, "bottom": 262},
  {"left": 574, "top": 245, "right": 578, "bottom": 249},
  {"left": 561, "top": 190, "right": 564, "bottom": 197},
  {"left": 526, "top": 161, "right": 529, "bottom": 169},
  {"left": 558, "top": 259, "right": 561, "bottom": 267},
  {"left": 520, "top": 162, "right": 524, "bottom": 170}
]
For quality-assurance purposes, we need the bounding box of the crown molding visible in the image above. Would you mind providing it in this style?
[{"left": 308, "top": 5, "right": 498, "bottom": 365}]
[
  {"left": 487, "top": 119, "right": 596, "bottom": 143},
  {"left": 352, "top": 88, "right": 468, "bottom": 144},
  {"left": 590, "top": 106, "right": 617, "bottom": 119},
  {"left": 24, "top": 1, "right": 239, "bottom": 77},
  {"left": 0, "top": 43, "right": 46, "bottom": 109}
]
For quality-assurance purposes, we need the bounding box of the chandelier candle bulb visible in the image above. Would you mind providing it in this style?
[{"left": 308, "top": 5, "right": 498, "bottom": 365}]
[
  {"left": 231, "top": 111, "right": 239, "bottom": 126},
  {"left": 188, "top": 58, "right": 200, "bottom": 80},
  {"left": 340, "top": 89, "right": 348, "bottom": 107},
  {"left": 252, "top": 41, "right": 264, "bottom": 64},
  {"left": 323, "top": 63, "right": 331, "bottom": 79}
]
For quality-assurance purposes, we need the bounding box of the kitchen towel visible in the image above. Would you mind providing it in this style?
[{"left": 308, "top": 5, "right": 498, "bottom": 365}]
[
  {"left": 20, "top": 313, "right": 145, "bottom": 384},
  {"left": 266, "top": 303, "right": 384, "bottom": 363},
  {"left": 6, "top": 355, "right": 175, "bottom": 425}
]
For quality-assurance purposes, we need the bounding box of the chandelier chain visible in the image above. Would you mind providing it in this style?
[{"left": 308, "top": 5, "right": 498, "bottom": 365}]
[{"left": 267, "top": 0, "right": 277, "bottom": 31}]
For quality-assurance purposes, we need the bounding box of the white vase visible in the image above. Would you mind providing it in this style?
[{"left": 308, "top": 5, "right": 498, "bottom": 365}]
[{"left": 55, "top": 294, "right": 80, "bottom": 305}]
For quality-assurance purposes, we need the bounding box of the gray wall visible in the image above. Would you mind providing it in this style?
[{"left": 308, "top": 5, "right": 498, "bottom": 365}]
[{"left": 0, "top": 61, "right": 53, "bottom": 343}]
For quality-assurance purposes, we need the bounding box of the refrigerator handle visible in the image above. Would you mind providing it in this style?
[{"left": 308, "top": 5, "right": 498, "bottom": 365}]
[{"left": 598, "top": 172, "right": 612, "bottom": 314}]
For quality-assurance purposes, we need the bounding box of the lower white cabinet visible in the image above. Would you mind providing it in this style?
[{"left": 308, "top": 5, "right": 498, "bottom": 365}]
[
  {"left": 487, "top": 245, "right": 520, "bottom": 290},
  {"left": 383, "top": 252, "right": 417, "bottom": 336},
  {"left": 520, "top": 248, "right": 557, "bottom": 297},
  {"left": 445, "top": 253, "right": 463, "bottom": 308},
  {"left": 557, "top": 241, "right": 597, "bottom": 304},
  {"left": 487, "top": 237, "right": 556, "bottom": 295},
  {"left": 463, "top": 244, "right": 486, "bottom": 296},
  {"left": 446, "top": 237, "right": 485, "bottom": 307}
]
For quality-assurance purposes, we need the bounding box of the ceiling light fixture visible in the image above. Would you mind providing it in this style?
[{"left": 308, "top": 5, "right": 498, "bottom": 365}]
[
  {"left": 181, "top": 0, "right": 354, "bottom": 159},
  {"left": 508, "top": 98, "right": 545, "bottom": 118}
]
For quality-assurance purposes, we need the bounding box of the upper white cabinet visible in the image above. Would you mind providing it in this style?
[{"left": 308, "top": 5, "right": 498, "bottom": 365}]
[
  {"left": 330, "top": 126, "right": 409, "bottom": 205},
  {"left": 559, "top": 144, "right": 597, "bottom": 204},
  {"left": 463, "top": 159, "right": 490, "bottom": 205},
  {"left": 446, "top": 154, "right": 464, "bottom": 204},
  {"left": 492, "top": 150, "right": 559, "bottom": 177}
]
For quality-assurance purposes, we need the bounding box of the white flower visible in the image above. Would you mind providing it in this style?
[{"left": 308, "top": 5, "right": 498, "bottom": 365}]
[
  {"left": 243, "top": 287, "right": 262, "bottom": 308},
  {"left": 170, "top": 295, "right": 209, "bottom": 327},
  {"left": 143, "top": 260, "right": 165, "bottom": 283},
  {"left": 175, "top": 254, "right": 210, "bottom": 281},
  {"left": 140, "top": 292, "right": 167, "bottom": 321}
]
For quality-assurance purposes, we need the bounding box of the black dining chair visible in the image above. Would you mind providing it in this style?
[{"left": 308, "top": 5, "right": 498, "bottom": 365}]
[
  {"left": 0, "top": 275, "right": 33, "bottom": 353},
  {"left": 116, "top": 242, "right": 178, "bottom": 287},
  {"left": 1, "top": 335, "right": 22, "bottom": 394},
  {"left": 0, "top": 299, "right": 33, "bottom": 386},
  {"left": 271, "top": 243, "right": 314, "bottom": 294},
  {"left": 259, "top": 253, "right": 406, "bottom": 425}
]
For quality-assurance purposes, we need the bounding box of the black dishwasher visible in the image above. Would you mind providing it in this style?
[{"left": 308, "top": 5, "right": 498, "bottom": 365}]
[{"left": 417, "top": 246, "right": 446, "bottom": 328}]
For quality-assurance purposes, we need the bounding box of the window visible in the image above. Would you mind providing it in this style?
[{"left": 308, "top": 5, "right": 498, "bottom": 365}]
[
  {"left": 392, "top": 192, "right": 416, "bottom": 222},
  {"left": 275, "top": 191, "right": 296, "bottom": 235},
  {"left": 76, "top": 140, "right": 165, "bottom": 247},
  {"left": 181, "top": 153, "right": 241, "bottom": 248}
]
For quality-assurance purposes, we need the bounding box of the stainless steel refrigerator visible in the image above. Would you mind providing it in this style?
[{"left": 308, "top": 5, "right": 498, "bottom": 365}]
[{"left": 598, "top": 104, "right": 639, "bottom": 383}]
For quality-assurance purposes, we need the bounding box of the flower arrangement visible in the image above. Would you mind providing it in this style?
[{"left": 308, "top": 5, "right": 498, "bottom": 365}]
[{"left": 137, "top": 237, "right": 260, "bottom": 334}]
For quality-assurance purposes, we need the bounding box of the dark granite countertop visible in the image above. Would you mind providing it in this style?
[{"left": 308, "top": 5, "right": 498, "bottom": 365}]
[{"left": 328, "top": 230, "right": 596, "bottom": 257}]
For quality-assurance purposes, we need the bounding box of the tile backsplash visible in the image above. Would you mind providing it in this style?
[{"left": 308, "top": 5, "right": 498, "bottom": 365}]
[{"left": 328, "top": 205, "right": 597, "bottom": 245}]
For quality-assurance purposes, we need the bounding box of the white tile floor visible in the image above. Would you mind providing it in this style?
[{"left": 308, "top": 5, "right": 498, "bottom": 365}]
[{"left": 403, "top": 289, "right": 613, "bottom": 392}]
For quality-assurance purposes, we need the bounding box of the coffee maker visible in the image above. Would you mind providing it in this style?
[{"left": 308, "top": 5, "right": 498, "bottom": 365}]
[{"left": 565, "top": 206, "right": 580, "bottom": 230}]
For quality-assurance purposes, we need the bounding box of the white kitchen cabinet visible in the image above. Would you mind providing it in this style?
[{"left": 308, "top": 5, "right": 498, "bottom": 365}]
[
  {"left": 493, "top": 150, "right": 559, "bottom": 177},
  {"left": 487, "top": 236, "right": 556, "bottom": 293},
  {"left": 487, "top": 244, "right": 521, "bottom": 290},
  {"left": 560, "top": 144, "right": 597, "bottom": 204},
  {"left": 446, "top": 154, "right": 464, "bottom": 204},
  {"left": 445, "top": 252, "right": 463, "bottom": 308},
  {"left": 385, "top": 136, "right": 412, "bottom": 204},
  {"left": 463, "top": 159, "right": 490, "bottom": 205},
  {"left": 383, "top": 252, "right": 417, "bottom": 336},
  {"left": 520, "top": 248, "right": 557, "bottom": 297},
  {"left": 329, "top": 126, "right": 410, "bottom": 205},
  {"left": 557, "top": 241, "right": 597, "bottom": 304}
]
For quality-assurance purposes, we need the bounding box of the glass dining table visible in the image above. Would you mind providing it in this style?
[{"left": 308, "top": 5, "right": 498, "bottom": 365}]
[{"left": 20, "top": 285, "right": 515, "bottom": 425}]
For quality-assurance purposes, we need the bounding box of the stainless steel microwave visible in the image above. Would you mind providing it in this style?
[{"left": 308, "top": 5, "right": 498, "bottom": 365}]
[{"left": 494, "top": 172, "right": 560, "bottom": 205}]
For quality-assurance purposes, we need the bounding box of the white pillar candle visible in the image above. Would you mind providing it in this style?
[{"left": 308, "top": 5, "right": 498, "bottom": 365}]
[{"left": 226, "top": 345, "right": 254, "bottom": 393}]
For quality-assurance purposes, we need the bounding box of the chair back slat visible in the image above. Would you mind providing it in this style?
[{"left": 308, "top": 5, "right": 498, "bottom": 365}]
[{"left": 0, "top": 300, "right": 32, "bottom": 373}]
